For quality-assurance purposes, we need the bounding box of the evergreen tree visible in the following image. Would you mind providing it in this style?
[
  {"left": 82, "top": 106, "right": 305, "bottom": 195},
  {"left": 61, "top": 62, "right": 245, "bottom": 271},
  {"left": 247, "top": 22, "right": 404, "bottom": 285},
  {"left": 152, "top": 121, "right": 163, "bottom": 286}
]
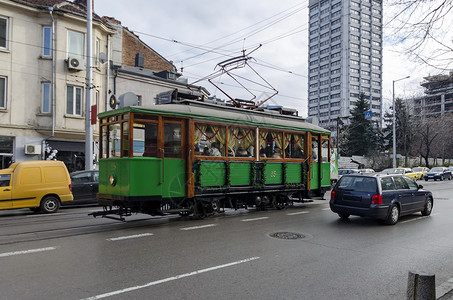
[
  {"left": 383, "top": 97, "right": 414, "bottom": 166},
  {"left": 341, "top": 93, "right": 379, "bottom": 156}
]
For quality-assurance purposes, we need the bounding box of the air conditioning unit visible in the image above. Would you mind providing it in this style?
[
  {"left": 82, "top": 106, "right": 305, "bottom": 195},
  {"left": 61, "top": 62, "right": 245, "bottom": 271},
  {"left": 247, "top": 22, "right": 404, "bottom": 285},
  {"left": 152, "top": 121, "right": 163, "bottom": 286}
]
[
  {"left": 24, "top": 144, "right": 42, "bottom": 155},
  {"left": 67, "top": 57, "right": 85, "bottom": 71}
]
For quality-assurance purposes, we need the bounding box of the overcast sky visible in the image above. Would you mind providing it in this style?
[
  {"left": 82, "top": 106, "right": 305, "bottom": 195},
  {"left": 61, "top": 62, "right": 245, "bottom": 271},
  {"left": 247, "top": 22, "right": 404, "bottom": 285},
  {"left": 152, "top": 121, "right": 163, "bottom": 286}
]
[{"left": 93, "top": 0, "right": 447, "bottom": 117}]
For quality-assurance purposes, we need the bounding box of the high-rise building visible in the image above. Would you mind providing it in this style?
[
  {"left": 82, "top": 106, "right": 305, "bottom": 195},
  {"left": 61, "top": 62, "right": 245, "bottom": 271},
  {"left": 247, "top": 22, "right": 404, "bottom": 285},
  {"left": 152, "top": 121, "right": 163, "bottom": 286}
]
[{"left": 307, "top": 0, "right": 383, "bottom": 133}]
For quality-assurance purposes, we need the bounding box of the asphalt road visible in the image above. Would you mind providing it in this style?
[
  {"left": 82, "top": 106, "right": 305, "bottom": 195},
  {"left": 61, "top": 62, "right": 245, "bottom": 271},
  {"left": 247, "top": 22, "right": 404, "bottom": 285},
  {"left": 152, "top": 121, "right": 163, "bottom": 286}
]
[{"left": 1, "top": 180, "right": 453, "bottom": 300}]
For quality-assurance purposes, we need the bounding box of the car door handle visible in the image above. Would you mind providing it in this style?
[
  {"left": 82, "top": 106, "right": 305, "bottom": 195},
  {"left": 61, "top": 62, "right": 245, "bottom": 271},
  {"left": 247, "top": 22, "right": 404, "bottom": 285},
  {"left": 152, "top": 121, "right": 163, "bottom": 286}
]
[{"left": 3, "top": 188, "right": 11, "bottom": 191}]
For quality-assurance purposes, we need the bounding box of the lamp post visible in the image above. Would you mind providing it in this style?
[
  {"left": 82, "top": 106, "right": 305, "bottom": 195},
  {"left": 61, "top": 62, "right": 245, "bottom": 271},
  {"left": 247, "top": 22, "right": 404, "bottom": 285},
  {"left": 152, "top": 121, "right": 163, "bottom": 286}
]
[{"left": 392, "top": 76, "right": 410, "bottom": 168}]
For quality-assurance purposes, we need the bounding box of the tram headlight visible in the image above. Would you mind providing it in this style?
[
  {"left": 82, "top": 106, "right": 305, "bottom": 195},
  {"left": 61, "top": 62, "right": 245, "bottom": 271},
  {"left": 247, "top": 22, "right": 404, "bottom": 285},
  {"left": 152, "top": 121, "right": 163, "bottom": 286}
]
[{"left": 109, "top": 174, "right": 117, "bottom": 186}]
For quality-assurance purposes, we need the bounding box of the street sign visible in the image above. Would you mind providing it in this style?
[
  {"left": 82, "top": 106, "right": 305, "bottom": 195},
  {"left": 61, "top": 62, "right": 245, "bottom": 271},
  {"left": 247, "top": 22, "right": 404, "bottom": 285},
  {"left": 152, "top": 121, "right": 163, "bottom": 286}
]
[{"left": 365, "top": 110, "right": 372, "bottom": 119}]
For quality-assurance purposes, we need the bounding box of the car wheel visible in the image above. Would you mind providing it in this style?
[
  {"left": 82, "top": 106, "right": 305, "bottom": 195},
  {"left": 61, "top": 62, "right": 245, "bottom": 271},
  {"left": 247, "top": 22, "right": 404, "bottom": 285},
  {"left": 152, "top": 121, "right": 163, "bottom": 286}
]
[
  {"left": 424, "top": 178, "right": 428, "bottom": 181},
  {"left": 338, "top": 213, "right": 350, "bottom": 220},
  {"left": 40, "top": 196, "right": 60, "bottom": 213},
  {"left": 421, "top": 198, "right": 433, "bottom": 216},
  {"left": 385, "top": 205, "right": 399, "bottom": 225}
]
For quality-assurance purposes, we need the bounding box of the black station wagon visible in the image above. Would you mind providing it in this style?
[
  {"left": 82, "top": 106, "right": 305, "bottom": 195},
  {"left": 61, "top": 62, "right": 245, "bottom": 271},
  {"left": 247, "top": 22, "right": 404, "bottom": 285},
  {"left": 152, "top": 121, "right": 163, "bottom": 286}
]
[{"left": 329, "top": 174, "right": 433, "bottom": 225}]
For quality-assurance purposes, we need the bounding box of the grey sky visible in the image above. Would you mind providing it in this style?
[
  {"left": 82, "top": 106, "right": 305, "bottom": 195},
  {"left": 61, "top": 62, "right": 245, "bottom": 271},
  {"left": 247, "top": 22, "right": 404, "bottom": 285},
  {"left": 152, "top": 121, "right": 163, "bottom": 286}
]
[{"left": 94, "top": 0, "right": 442, "bottom": 117}]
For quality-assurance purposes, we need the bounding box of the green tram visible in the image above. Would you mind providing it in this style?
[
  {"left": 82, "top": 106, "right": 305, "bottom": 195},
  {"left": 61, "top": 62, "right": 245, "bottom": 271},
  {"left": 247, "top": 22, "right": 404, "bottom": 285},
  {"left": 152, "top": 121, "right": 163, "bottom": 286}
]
[{"left": 93, "top": 100, "right": 332, "bottom": 220}]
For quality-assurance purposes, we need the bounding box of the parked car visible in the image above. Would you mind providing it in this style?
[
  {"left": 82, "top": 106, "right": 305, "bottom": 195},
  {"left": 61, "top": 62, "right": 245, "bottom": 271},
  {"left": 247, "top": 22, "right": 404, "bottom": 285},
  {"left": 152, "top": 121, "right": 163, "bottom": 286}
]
[
  {"left": 412, "top": 167, "right": 430, "bottom": 180},
  {"left": 423, "top": 167, "right": 452, "bottom": 181},
  {"left": 63, "top": 170, "right": 99, "bottom": 206},
  {"left": 338, "top": 169, "right": 360, "bottom": 179},
  {"left": 358, "top": 168, "right": 375, "bottom": 174},
  {"left": 330, "top": 173, "right": 433, "bottom": 225},
  {"left": 380, "top": 168, "right": 418, "bottom": 180}
]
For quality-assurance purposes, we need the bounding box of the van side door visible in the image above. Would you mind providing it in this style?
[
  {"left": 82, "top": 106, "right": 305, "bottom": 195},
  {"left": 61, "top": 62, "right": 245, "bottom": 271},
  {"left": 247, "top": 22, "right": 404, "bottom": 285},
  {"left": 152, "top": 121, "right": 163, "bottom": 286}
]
[{"left": 0, "top": 174, "right": 12, "bottom": 209}]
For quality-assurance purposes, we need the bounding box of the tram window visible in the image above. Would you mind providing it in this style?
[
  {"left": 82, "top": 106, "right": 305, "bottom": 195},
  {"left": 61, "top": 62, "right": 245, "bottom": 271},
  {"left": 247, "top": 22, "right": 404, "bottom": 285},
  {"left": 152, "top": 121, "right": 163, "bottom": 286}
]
[
  {"left": 164, "top": 123, "right": 182, "bottom": 158},
  {"left": 312, "top": 136, "right": 319, "bottom": 163},
  {"left": 195, "top": 123, "right": 226, "bottom": 157},
  {"left": 133, "top": 122, "right": 158, "bottom": 157},
  {"left": 228, "top": 127, "right": 255, "bottom": 157},
  {"left": 285, "top": 133, "right": 305, "bottom": 159},
  {"left": 101, "top": 126, "right": 107, "bottom": 158},
  {"left": 109, "top": 123, "right": 121, "bottom": 157},
  {"left": 134, "top": 114, "right": 157, "bottom": 121},
  {"left": 122, "top": 122, "right": 129, "bottom": 157},
  {"left": 322, "top": 139, "right": 329, "bottom": 162},
  {"left": 259, "top": 130, "right": 283, "bottom": 159}
]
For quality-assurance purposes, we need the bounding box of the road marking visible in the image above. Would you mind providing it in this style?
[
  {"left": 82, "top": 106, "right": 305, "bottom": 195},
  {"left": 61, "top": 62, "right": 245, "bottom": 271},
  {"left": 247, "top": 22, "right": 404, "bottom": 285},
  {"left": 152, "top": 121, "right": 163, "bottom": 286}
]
[
  {"left": 107, "top": 233, "right": 154, "bottom": 241},
  {"left": 180, "top": 224, "right": 217, "bottom": 231},
  {"left": 322, "top": 208, "right": 331, "bottom": 211},
  {"left": 400, "top": 213, "right": 438, "bottom": 224},
  {"left": 81, "top": 257, "right": 260, "bottom": 300},
  {"left": 287, "top": 211, "right": 309, "bottom": 216},
  {"left": 26, "top": 213, "right": 67, "bottom": 217},
  {"left": 241, "top": 217, "right": 269, "bottom": 222},
  {"left": 0, "top": 247, "right": 57, "bottom": 258}
]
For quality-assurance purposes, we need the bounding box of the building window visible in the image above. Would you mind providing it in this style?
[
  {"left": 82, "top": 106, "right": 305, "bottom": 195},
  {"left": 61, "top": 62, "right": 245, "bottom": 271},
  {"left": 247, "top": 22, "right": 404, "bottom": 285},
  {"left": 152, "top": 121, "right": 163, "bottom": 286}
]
[
  {"left": 42, "top": 82, "right": 51, "bottom": 113},
  {"left": 0, "top": 76, "right": 6, "bottom": 109},
  {"left": 66, "top": 85, "right": 82, "bottom": 116},
  {"left": 0, "top": 16, "right": 8, "bottom": 49},
  {"left": 42, "top": 26, "right": 52, "bottom": 57},
  {"left": 67, "top": 30, "right": 84, "bottom": 60},
  {"left": 94, "top": 38, "right": 100, "bottom": 66}
]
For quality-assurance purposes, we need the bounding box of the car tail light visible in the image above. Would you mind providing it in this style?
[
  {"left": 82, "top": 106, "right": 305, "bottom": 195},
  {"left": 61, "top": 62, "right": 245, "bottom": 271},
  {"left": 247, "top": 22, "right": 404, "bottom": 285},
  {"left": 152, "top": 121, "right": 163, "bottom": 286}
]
[
  {"left": 69, "top": 184, "right": 72, "bottom": 192},
  {"left": 371, "top": 194, "right": 382, "bottom": 205},
  {"left": 330, "top": 190, "right": 335, "bottom": 201}
]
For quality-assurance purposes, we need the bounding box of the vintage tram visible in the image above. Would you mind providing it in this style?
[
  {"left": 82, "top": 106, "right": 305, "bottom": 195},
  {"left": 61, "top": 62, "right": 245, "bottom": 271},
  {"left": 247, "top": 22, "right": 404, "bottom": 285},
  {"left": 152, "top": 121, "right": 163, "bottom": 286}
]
[{"left": 93, "top": 99, "right": 332, "bottom": 220}]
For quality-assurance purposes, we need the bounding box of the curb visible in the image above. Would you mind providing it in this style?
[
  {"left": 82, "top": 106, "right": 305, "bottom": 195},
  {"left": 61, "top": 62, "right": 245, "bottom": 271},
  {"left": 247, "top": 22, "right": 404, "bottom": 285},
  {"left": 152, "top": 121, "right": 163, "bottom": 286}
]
[{"left": 437, "top": 278, "right": 453, "bottom": 299}]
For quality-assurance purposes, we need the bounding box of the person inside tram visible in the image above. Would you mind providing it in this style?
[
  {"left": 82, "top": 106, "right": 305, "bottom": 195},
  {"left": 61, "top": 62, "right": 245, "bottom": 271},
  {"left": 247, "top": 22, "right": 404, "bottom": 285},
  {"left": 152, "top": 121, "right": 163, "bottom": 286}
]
[
  {"left": 208, "top": 142, "right": 221, "bottom": 157},
  {"left": 236, "top": 147, "right": 249, "bottom": 157},
  {"left": 272, "top": 147, "right": 282, "bottom": 158}
]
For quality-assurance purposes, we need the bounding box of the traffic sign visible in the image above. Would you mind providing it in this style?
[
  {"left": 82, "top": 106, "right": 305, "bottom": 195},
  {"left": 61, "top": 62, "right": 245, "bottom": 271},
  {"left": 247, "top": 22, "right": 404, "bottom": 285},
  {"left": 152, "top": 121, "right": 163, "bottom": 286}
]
[{"left": 365, "top": 110, "right": 372, "bottom": 119}]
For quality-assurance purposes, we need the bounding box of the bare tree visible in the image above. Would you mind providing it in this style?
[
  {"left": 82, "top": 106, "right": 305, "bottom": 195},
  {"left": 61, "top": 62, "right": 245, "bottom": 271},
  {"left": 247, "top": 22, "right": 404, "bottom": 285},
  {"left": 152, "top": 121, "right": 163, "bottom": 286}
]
[
  {"left": 414, "top": 117, "right": 439, "bottom": 168},
  {"left": 385, "top": 0, "right": 453, "bottom": 70}
]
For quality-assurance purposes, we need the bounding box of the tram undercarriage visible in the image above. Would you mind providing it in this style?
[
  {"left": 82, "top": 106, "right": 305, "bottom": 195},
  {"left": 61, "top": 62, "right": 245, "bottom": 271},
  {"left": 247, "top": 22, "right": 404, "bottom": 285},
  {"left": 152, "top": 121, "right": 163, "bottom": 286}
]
[{"left": 89, "top": 188, "right": 325, "bottom": 221}]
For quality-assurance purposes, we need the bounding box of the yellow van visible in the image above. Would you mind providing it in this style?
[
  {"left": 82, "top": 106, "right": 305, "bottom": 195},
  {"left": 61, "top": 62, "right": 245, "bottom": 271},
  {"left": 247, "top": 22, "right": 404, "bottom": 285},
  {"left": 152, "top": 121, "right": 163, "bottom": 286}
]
[{"left": 0, "top": 160, "right": 73, "bottom": 213}]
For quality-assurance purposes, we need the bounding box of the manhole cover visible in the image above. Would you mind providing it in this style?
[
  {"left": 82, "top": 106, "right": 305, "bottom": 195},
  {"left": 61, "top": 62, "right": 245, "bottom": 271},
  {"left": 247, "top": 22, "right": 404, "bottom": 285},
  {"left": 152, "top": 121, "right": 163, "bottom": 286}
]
[{"left": 269, "top": 232, "right": 307, "bottom": 240}]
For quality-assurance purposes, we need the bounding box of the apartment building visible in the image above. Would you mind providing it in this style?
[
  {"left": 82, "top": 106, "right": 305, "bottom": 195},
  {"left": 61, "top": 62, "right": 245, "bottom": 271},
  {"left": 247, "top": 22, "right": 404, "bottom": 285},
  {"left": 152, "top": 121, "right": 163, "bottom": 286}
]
[
  {"left": 0, "top": 0, "right": 208, "bottom": 170},
  {"left": 307, "top": 0, "right": 383, "bottom": 133}
]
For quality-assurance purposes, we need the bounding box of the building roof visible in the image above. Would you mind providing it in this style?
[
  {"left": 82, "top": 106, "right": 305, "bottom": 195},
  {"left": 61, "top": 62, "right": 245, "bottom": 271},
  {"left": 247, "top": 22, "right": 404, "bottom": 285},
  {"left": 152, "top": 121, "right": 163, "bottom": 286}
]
[{"left": 9, "top": 0, "right": 112, "bottom": 27}]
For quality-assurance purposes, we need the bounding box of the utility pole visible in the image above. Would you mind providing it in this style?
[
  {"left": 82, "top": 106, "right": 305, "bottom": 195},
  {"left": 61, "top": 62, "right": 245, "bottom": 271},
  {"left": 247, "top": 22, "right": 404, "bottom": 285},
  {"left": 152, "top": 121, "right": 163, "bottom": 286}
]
[{"left": 85, "top": 0, "right": 93, "bottom": 170}]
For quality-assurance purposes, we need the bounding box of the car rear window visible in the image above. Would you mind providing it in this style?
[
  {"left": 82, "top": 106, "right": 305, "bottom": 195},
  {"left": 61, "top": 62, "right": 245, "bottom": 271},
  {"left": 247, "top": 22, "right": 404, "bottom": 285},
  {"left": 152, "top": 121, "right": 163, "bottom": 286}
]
[{"left": 337, "top": 176, "right": 377, "bottom": 193}]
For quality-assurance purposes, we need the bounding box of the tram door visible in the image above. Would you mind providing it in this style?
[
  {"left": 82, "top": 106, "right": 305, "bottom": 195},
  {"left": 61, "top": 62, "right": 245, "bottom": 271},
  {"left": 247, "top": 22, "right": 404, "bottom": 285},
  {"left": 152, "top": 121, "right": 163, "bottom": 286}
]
[
  {"left": 310, "top": 134, "right": 321, "bottom": 190},
  {"left": 161, "top": 119, "right": 187, "bottom": 200}
]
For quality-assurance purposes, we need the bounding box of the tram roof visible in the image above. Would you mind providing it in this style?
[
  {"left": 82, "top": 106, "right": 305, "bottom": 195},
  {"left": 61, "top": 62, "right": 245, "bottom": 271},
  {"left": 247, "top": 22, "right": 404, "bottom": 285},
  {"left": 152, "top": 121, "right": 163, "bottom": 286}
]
[{"left": 99, "top": 101, "right": 330, "bottom": 134}]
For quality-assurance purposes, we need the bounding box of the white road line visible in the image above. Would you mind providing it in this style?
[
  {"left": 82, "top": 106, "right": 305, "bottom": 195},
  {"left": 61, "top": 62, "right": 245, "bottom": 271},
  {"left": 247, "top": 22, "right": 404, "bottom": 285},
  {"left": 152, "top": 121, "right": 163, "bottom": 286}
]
[
  {"left": 180, "top": 224, "right": 217, "bottom": 231},
  {"left": 107, "top": 233, "right": 154, "bottom": 241},
  {"left": 26, "top": 213, "right": 67, "bottom": 217},
  {"left": 287, "top": 211, "right": 309, "bottom": 216},
  {"left": 241, "top": 217, "right": 269, "bottom": 222},
  {"left": 400, "top": 213, "right": 438, "bottom": 224},
  {"left": 322, "top": 208, "right": 331, "bottom": 211},
  {"left": 0, "top": 247, "right": 57, "bottom": 258},
  {"left": 81, "top": 257, "right": 260, "bottom": 300}
]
